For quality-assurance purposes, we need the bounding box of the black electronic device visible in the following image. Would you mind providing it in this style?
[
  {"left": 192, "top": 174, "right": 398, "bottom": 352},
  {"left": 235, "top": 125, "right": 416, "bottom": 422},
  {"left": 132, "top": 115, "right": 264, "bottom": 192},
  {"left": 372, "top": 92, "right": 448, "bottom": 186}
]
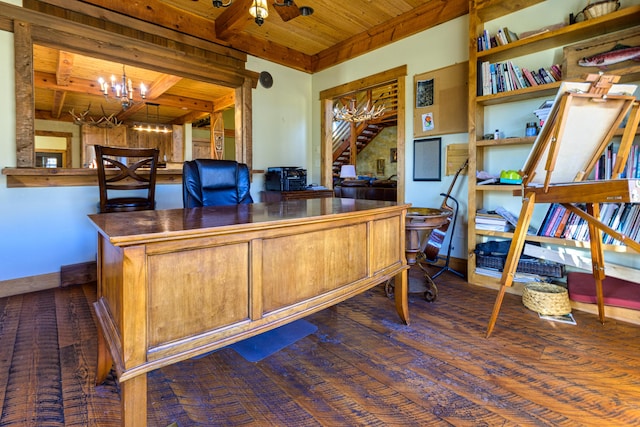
[{"left": 265, "top": 167, "right": 307, "bottom": 191}]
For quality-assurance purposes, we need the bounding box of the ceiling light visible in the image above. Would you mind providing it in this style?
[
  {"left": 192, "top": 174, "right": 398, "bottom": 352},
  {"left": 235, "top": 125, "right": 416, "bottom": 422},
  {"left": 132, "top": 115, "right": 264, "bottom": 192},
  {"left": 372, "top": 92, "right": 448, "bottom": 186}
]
[
  {"left": 212, "top": 0, "right": 313, "bottom": 26},
  {"left": 133, "top": 103, "right": 172, "bottom": 133},
  {"left": 97, "top": 65, "right": 146, "bottom": 111},
  {"left": 334, "top": 99, "right": 386, "bottom": 123},
  {"left": 249, "top": 0, "right": 269, "bottom": 26}
]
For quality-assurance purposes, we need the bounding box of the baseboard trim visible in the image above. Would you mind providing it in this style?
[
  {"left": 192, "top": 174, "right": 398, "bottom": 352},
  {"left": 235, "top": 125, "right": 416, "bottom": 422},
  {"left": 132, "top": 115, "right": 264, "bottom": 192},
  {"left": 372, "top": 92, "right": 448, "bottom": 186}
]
[{"left": 0, "top": 272, "right": 60, "bottom": 299}]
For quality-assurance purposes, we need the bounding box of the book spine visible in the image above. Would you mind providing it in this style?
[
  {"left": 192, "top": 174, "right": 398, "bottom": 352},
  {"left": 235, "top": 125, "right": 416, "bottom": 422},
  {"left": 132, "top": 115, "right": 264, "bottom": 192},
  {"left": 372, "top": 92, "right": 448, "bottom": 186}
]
[
  {"left": 548, "top": 205, "right": 567, "bottom": 237},
  {"left": 554, "top": 209, "right": 571, "bottom": 238},
  {"left": 521, "top": 68, "right": 538, "bottom": 87},
  {"left": 537, "top": 204, "right": 556, "bottom": 236}
]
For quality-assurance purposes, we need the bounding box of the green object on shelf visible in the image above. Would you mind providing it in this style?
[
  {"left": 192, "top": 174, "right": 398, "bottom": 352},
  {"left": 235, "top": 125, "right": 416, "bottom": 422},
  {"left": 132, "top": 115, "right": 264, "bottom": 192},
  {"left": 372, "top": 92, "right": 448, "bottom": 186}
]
[{"left": 499, "top": 170, "right": 522, "bottom": 184}]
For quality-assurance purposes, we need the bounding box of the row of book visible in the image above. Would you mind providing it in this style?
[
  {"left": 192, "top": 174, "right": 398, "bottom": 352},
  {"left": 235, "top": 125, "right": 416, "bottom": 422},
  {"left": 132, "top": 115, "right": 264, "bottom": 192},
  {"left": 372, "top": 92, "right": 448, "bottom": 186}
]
[
  {"left": 477, "top": 27, "right": 519, "bottom": 52},
  {"left": 594, "top": 144, "right": 640, "bottom": 180},
  {"left": 537, "top": 203, "right": 640, "bottom": 245},
  {"left": 475, "top": 210, "right": 511, "bottom": 232},
  {"left": 478, "top": 61, "right": 562, "bottom": 96}
]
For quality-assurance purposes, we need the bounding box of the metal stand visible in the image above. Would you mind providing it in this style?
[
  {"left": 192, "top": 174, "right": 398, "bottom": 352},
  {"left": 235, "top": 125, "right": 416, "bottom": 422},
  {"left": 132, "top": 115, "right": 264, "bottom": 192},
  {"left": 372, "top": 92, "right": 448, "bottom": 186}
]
[{"left": 427, "top": 193, "right": 464, "bottom": 280}]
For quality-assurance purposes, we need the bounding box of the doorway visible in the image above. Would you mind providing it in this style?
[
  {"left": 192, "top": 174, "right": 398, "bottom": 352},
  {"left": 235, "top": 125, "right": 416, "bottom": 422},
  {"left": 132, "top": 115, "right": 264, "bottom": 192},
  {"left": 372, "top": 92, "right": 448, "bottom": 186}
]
[{"left": 319, "top": 66, "right": 407, "bottom": 202}]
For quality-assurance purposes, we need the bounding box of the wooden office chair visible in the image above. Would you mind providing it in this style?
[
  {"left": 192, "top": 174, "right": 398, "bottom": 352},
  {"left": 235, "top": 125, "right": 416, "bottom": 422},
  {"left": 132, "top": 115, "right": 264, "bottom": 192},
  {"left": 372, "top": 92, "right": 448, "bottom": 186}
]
[{"left": 94, "top": 145, "right": 160, "bottom": 213}]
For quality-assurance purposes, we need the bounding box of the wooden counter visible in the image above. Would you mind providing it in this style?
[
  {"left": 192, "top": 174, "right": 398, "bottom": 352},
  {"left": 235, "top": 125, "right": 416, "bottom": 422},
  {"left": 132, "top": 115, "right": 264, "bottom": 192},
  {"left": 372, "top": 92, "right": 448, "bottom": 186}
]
[
  {"left": 89, "top": 198, "right": 410, "bottom": 426},
  {"left": 261, "top": 189, "right": 334, "bottom": 202}
]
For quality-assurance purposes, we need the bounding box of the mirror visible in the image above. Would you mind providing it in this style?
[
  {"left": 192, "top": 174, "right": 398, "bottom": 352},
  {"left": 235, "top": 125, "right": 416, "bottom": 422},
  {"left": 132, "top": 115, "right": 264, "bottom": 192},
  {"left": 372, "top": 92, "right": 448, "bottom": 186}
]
[{"left": 33, "top": 44, "right": 236, "bottom": 168}]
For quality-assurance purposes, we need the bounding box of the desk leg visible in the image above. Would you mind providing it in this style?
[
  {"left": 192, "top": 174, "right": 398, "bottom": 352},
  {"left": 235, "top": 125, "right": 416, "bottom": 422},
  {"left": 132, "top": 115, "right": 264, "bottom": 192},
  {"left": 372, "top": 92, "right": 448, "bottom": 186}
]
[
  {"left": 121, "top": 375, "right": 147, "bottom": 427},
  {"left": 394, "top": 269, "right": 410, "bottom": 325},
  {"left": 95, "top": 326, "right": 113, "bottom": 385}
]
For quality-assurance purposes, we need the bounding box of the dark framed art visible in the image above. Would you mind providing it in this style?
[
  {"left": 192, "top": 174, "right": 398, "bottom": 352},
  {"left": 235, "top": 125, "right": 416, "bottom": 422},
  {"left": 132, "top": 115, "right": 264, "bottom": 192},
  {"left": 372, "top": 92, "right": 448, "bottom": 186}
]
[{"left": 413, "top": 137, "right": 441, "bottom": 181}]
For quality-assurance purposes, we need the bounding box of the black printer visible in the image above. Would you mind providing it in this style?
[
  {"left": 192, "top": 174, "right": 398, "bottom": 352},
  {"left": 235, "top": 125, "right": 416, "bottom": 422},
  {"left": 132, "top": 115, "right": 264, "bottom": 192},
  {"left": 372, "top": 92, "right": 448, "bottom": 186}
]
[{"left": 265, "top": 167, "right": 307, "bottom": 191}]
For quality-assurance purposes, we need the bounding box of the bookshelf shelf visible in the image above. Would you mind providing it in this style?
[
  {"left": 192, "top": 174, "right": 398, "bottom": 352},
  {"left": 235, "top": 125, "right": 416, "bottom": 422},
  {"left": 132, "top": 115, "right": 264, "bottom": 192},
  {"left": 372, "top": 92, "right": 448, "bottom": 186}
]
[
  {"left": 474, "top": 229, "right": 635, "bottom": 253},
  {"left": 467, "top": 0, "right": 640, "bottom": 289}
]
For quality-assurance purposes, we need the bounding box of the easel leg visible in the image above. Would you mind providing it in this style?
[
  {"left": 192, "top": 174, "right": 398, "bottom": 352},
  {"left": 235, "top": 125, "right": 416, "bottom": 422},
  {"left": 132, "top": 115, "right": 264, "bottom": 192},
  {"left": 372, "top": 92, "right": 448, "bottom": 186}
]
[
  {"left": 586, "top": 203, "right": 606, "bottom": 324},
  {"left": 486, "top": 192, "right": 536, "bottom": 337},
  {"left": 394, "top": 269, "right": 410, "bottom": 325}
]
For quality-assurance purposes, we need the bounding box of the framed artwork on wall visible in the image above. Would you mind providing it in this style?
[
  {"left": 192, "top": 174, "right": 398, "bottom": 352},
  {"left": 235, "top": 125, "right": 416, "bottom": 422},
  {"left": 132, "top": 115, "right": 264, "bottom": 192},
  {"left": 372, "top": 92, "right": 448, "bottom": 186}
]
[
  {"left": 413, "top": 137, "right": 441, "bottom": 181},
  {"left": 413, "top": 62, "right": 468, "bottom": 137}
]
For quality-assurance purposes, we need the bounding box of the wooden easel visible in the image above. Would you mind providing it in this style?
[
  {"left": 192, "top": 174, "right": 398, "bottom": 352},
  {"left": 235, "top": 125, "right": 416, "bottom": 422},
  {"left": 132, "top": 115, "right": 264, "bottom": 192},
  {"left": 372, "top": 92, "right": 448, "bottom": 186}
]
[{"left": 486, "top": 74, "right": 640, "bottom": 337}]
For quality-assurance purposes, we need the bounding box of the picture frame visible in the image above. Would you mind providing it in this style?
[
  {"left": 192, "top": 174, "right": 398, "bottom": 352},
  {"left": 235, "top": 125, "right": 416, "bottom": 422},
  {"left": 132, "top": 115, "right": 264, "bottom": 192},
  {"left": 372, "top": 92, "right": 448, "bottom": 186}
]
[
  {"left": 413, "top": 137, "right": 441, "bottom": 181},
  {"left": 390, "top": 148, "right": 397, "bottom": 163}
]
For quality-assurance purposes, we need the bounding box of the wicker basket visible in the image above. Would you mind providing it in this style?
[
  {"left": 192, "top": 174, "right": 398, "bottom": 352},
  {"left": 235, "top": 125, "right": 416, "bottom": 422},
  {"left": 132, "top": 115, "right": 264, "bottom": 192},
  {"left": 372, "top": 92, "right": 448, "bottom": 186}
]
[
  {"left": 522, "top": 283, "right": 571, "bottom": 315},
  {"left": 582, "top": 0, "right": 620, "bottom": 19}
]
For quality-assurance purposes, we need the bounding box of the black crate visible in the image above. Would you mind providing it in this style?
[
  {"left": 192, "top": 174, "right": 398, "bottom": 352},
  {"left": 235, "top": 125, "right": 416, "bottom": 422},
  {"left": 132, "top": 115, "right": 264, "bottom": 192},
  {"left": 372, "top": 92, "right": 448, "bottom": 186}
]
[{"left": 476, "top": 253, "right": 565, "bottom": 278}]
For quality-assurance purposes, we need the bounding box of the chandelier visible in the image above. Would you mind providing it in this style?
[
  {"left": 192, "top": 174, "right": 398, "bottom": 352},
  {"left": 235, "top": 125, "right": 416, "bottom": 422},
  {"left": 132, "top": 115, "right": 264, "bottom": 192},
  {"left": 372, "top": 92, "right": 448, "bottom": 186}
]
[
  {"left": 97, "top": 65, "right": 146, "bottom": 110},
  {"left": 133, "top": 103, "right": 172, "bottom": 134},
  {"left": 212, "top": 0, "right": 313, "bottom": 26},
  {"left": 333, "top": 99, "right": 386, "bottom": 123}
]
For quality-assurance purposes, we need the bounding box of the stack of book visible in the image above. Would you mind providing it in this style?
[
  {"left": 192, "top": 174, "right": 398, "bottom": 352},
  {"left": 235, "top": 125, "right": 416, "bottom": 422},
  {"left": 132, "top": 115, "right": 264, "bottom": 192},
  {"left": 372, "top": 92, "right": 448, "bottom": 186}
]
[
  {"left": 534, "top": 100, "right": 553, "bottom": 127},
  {"left": 475, "top": 210, "right": 511, "bottom": 232}
]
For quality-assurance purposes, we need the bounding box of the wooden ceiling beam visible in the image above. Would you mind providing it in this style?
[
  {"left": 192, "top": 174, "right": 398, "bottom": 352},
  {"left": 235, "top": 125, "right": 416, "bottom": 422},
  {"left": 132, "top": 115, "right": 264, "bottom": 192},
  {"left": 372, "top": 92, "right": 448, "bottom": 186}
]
[
  {"left": 51, "top": 90, "right": 66, "bottom": 119},
  {"left": 56, "top": 50, "right": 74, "bottom": 85},
  {"left": 224, "top": 32, "right": 315, "bottom": 73},
  {"left": 144, "top": 74, "right": 183, "bottom": 100},
  {"left": 34, "top": 70, "right": 214, "bottom": 112},
  {"left": 74, "top": 0, "right": 218, "bottom": 47},
  {"left": 215, "top": 0, "right": 254, "bottom": 39},
  {"left": 311, "top": 0, "right": 469, "bottom": 71}
]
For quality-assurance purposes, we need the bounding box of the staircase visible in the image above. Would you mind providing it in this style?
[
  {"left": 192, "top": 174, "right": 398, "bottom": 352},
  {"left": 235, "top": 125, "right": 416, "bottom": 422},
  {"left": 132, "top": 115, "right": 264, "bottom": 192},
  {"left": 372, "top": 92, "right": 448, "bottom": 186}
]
[{"left": 332, "top": 82, "right": 398, "bottom": 177}]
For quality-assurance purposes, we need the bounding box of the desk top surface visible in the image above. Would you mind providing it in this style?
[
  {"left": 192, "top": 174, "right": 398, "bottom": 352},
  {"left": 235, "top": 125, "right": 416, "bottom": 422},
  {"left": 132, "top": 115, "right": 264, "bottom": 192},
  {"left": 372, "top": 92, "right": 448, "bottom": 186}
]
[{"left": 89, "top": 198, "right": 409, "bottom": 245}]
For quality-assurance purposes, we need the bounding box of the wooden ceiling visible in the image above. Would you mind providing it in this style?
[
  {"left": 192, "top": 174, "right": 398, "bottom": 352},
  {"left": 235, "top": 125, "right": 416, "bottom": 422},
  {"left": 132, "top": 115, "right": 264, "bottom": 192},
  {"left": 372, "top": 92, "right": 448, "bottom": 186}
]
[
  {"left": 71, "top": 0, "right": 469, "bottom": 73},
  {"left": 29, "top": 0, "right": 469, "bottom": 127}
]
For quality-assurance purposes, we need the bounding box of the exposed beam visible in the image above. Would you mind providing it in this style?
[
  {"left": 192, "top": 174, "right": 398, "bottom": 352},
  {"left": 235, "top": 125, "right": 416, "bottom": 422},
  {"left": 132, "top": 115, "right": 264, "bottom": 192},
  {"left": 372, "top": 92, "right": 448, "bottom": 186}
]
[
  {"left": 215, "top": 0, "right": 253, "bottom": 39},
  {"left": 311, "top": 0, "right": 469, "bottom": 71},
  {"left": 76, "top": 0, "right": 218, "bottom": 47},
  {"left": 224, "top": 32, "right": 314, "bottom": 73},
  {"left": 56, "top": 50, "right": 74, "bottom": 85},
  {"left": 117, "top": 74, "right": 183, "bottom": 120},
  {"left": 213, "top": 92, "right": 235, "bottom": 113},
  {"left": 51, "top": 90, "right": 66, "bottom": 119},
  {"left": 34, "top": 70, "right": 214, "bottom": 112}
]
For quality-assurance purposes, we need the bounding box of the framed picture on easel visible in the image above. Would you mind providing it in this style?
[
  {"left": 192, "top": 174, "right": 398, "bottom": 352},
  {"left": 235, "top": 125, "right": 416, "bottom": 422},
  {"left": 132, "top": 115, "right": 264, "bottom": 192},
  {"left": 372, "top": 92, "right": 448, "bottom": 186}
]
[{"left": 413, "top": 137, "right": 441, "bottom": 181}]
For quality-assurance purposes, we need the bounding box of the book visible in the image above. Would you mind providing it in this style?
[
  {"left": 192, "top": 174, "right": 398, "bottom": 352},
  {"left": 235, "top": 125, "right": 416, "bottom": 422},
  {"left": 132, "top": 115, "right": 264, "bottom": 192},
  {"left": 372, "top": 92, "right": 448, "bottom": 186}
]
[
  {"left": 539, "top": 312, "right": 576, "bottom": 325},
  {"left": 475, "top": 223, "right": 511, "bottom": 232},
  {"left": 503, "top": 27, "right": 519, "bottom": 43},
  {"left": 521, "top": 68, "right": 538, "bottom": 87},
  {"left": 553, "top": 209, "right": 571, "bottom": 238}
]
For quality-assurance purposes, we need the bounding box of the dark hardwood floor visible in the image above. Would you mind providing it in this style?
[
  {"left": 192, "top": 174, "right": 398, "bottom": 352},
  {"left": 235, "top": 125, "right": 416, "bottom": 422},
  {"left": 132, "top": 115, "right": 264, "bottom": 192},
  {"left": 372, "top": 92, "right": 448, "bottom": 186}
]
[{"left": 1, "top": 268, "right": 640, "bottom": 426}]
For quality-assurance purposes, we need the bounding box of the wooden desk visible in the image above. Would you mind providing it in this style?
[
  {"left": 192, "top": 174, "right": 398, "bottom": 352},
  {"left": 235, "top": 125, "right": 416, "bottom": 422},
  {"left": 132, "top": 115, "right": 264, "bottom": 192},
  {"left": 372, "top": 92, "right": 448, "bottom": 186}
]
[
  {"left": 261, "top": 189, "right": 334, "bottom": 202},
  {"left": 89, "top": 198, "right": 410, "bottom": 426}
]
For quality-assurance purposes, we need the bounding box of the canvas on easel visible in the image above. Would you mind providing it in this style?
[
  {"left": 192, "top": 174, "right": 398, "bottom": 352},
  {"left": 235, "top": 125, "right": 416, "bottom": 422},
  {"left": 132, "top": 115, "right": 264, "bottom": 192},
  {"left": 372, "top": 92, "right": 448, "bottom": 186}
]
[{"left": 486, "top": 74, "right": 640, "bottom": 337}]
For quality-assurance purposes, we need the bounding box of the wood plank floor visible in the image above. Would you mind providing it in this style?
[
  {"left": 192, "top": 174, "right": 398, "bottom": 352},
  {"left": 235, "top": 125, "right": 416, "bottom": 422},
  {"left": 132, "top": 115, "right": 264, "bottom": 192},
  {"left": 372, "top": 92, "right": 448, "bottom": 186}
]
[{"left": 1, "top": 269, "right": 640, "bottom": 426}]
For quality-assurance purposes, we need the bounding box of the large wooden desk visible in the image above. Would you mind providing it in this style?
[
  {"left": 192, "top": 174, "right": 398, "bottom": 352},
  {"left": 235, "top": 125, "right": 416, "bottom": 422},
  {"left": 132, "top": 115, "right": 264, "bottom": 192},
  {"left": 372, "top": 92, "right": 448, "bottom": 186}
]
[{"left": 89, "top": 198, "right": 410, "bottom": 426}]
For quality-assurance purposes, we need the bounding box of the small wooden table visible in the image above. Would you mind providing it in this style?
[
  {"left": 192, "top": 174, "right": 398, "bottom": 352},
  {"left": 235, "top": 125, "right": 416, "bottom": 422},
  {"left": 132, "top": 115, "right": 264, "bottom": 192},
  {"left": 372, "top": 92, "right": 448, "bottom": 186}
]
[{"left": 89, "top": 198, "right": 410, "bottom": 426}]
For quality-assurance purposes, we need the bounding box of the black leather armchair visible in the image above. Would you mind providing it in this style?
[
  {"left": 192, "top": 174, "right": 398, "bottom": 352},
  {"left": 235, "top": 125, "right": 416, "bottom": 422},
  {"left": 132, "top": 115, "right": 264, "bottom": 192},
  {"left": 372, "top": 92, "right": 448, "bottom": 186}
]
[{"left": 183, "top": 159, "right": 253, "bottom": 208}]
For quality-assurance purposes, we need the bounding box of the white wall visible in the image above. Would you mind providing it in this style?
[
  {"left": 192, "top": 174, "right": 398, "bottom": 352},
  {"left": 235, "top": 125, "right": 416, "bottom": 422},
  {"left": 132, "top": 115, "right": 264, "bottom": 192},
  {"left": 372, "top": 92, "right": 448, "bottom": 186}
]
[
  {"left": 245, "top": 57, "right": 313, "bottom": 192},
  {"left": 312, "top": 16, "right": 471, "bottom": 258}
]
